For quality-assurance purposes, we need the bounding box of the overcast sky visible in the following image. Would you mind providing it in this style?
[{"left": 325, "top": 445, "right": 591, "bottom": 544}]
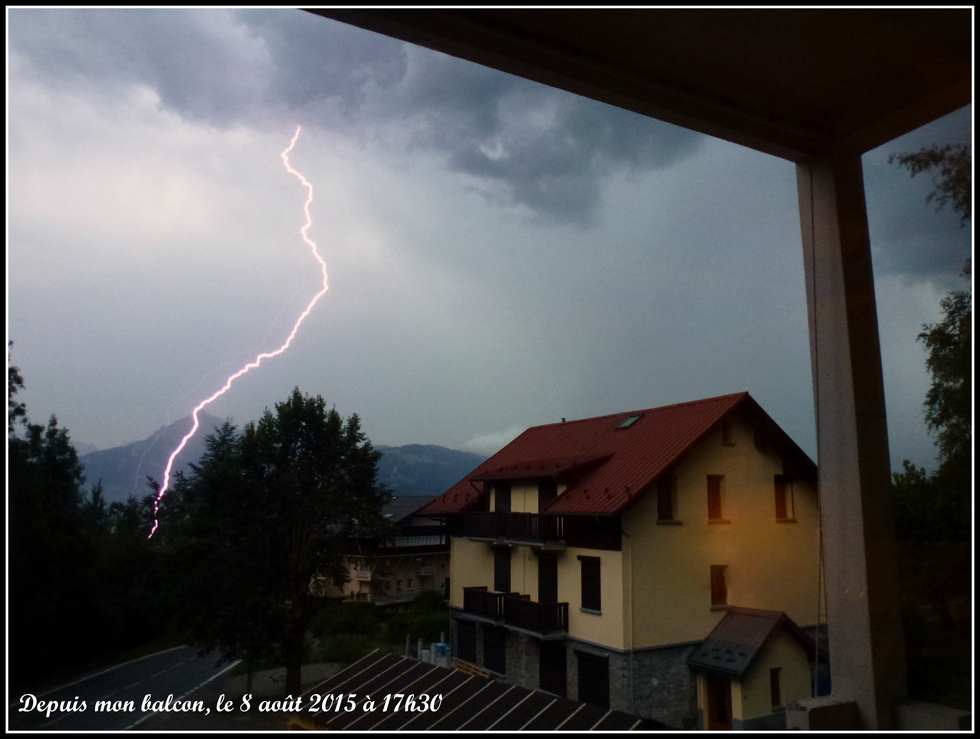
[{"left": 7, "top": 9, "right": 972, "bottom": 477}]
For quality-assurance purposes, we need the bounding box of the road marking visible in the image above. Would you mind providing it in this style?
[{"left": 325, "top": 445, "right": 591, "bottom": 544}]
[
  {"left": 8, "top": 645, "right": 188, "bottom": 708},
  {"left": 126, "top": 659, "right": 241, "bottom": 729}
]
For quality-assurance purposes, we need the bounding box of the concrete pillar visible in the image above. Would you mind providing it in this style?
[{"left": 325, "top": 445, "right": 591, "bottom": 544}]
[{"left": 796, "top": 148, "right": 908, "bottom": 729}]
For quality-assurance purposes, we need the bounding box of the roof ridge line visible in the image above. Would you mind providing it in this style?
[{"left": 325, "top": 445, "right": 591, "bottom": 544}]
[{"left": 532, "top": 391, "right": 750, "bottom": 429}]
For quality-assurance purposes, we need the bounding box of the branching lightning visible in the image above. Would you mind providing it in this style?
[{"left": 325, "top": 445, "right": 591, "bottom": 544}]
[{"left": 149, "top": 126, "right": 325, "bottom": 537}]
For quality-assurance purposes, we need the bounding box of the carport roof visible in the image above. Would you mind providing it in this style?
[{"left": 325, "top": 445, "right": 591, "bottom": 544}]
[{"left": 288, "top": 649, "right": 666, "bottom": 730}]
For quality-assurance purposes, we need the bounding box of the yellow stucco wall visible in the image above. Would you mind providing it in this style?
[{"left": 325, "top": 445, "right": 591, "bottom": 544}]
[
  {"left": 564, "top": 546, "right": 625, "bottom": 649},
  {"left": 449, "top": 536, "right": 626, "bottom": 650},
  {"left": 624, "top": 414, "right": 821, "bottom": 648},
  {"left": 736, "top": 629, "right": 813, "bottom": 720},
  {"left": 491, "top": 481, "right": 568, "bottom": 513},
  {"left": 450, "top": 537, "right": 495, "bottom": 607}
]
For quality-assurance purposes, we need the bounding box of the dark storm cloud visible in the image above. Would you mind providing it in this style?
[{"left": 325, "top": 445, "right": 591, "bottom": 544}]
[
  {"left": 863, "top": 105, "right": 972, "bottom": 286},
  {"left": 10, "top": 8, "right": 703, "bottom": 226},
  {"left": 380, "top": 47, "right": 703, "bottom": 225}
]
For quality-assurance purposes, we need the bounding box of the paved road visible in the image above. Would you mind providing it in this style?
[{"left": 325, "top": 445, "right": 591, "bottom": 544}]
[{"left": 8, "top": 646, "right": 239, "bottom": 731}]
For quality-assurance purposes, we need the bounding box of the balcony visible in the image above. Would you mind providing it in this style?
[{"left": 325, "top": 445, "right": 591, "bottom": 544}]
[
  {"left": 458, "top": 512, "right": 565, "bottom": 546},
  {"left": 462, "top": 586, "right": 526, "bottom": 620},
  {"left": 462, "top": 586, "right": 568, "bottom": 637},
  {"left": 503, "top": 596, "right": 569, "bottom": 637}
]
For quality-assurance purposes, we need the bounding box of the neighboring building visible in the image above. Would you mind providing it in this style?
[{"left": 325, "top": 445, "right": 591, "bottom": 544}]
[
  {"left": 315, "top": 495, "right": 450, "bottom": 606},
  {"left": 422, "top": 392, "right": 823, "bottom": 729},
  {"left": 688, "top": 607, "right": 822, "bottom": 730}
]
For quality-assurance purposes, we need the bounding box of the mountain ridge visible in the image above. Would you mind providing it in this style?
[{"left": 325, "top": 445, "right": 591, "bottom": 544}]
[{"left": 79, "top": 419, "right": 487, "bottom": 503}]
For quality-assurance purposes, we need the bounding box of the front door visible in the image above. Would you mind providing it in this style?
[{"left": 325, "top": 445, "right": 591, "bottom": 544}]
[{"left": 706, "top": 673, "right": 732, "bottom": 730}]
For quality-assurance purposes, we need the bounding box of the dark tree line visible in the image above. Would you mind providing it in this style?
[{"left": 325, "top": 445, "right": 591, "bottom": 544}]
[
  {"left": 889, "top": 144, "right": 972, "bottom": 543},
  {"left": 887, "top": 144, "right": 971, "bottom": 710},
  {"left": 8, "top": 347, "right": 166, "bottom": 685},
  {"left": 8, "top": 351, "right": 390, "bottom": 694}
]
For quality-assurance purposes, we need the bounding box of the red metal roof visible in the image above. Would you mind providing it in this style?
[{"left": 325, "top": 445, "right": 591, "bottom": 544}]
[{"left": 422, "top": 392, "right": 815, "bottom": 516}]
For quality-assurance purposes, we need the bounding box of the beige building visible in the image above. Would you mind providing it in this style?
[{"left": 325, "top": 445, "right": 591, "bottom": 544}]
[
  {"left": 315, "top": 496, "right": 450, "bottom": 607},
  {"left": 423, "top": 392, "right": 824, "bottom": 728}
]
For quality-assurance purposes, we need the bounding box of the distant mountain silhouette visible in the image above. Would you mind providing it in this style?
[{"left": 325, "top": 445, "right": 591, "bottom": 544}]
[
  {"left": 73, "top": 440, "right": 101, "bottom": 456},
  {"left": 79, "top": 412, "right": 227, "bottom": 504},
  {"left": 80, "top": 423, "right": 487, "bottom": 504},
  {"left": 375, "top": 444, "right": 487, "bottom": 496}
]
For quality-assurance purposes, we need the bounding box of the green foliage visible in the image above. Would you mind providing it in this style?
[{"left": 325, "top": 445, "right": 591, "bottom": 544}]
[
  {"left": 889, "top": 144, "right": 972, "bottom": 709},
  {"left": 892, "top": 460, "right": 969, "bottom": 542},
  {"left": 889, "top": 143, "right": 972, "bottom": 544},
  {"left": 919, "top": 289, "right": 971, "bottom": 467},
  {"left": 164, "top": 388, "right": 391, "bottom": 695},
  {"left": 889, "top": 143, "right": 971, "bottom": 222},
  {"left": 8, "top": 341, "right": 27, "bottom": 434},
  {"left": 308, "top": 634, "right": 375, "bottom": 665}
]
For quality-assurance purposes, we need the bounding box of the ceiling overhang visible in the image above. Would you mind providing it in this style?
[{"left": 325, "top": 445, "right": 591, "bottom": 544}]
[{"left": 305, "top": 9, "right": 972, "bottom": 162}]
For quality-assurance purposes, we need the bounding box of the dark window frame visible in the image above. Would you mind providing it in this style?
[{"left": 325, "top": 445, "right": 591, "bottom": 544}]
[
  {"left": 493, "top": 546, "right": 512, "bottom": 593},
  {"left": 579, "top": 555, "right": 601, "bottom": 613},
  {"left": 657, "top": 473, "right": 677, "bottom": 521},
  {"left": 707, "top": 474, "right": 726, "bottom": 521},
  {"left": 774, "top": 475, "right": 795, "bottom": 521},
  {"left": 770, "top": 666, "right": 782, "bottom": 708},
  {"left": 456, "top": 618, "right": 477, "bottom": 663},
  {"left": 710, "top": 564, "right": 728, "bottom": 607},
  {"left": 495, "top": 482, "right": 512, "bottom": 513},
  {"left": 483, "top": 626, "right": 506, "bottom": 675},
  {"left": 576, "top": 651, "right": 610, "bottom": 708},
  {"left": 538, "top": 478, "right": 558, "bottom": 511}
]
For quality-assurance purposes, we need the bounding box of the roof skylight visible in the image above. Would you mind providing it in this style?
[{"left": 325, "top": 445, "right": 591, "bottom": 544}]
[{"left": 617, "top": 414, "right": 643, "bottom": 429}]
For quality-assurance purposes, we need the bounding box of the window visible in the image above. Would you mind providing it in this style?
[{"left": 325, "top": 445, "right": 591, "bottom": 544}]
[
  {"left": 707, "top": 475, "right": 725, "bottom": 520},
  {"left": 770, "top": 667, "right": 782, "bottom": 708},
  {"left": 538, "top": 479, "right": 558, "bottom": 510},
  {"left": 456, "top": 619, "right": 476, "bottom": 663},
  {"left": 495, "top": 482, "right": 511, "bottom": 513},
  {"left": 657, "top": 473, "right": 677, "bottom": 521},
  {"left": 483, "top": 626, "right": 506, "bottom": 674},
  {"left": 774, "top": 475, "right": 794, "bottom": 520},
  {"left": 710, "top": 565, "right": 728, "bottom": 607},
  {"left": 494, "top": 546, "right": 512, "bottom": 593},
  {"left": 721, "top": 419, "right": 734, "bottom": 445},
  {"left": 576, "top": 652, "right": 609, "bottom": 708},
  {"left": 617, "top": 413, "right": 643, "bottom": 429},
  {"left": 538, "top": 553, "right": 558, "bottom": 604},
  {"left": 540, "top": 640, "right": 567, "bottom": 697},
  {"left": 579, "top": 556, "right": 601, "bottom": 612}
]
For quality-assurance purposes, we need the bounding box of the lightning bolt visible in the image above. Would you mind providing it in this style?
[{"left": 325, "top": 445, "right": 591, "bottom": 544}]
[{"left": 149, "top": 126, "right": 326, "bottom": 537}]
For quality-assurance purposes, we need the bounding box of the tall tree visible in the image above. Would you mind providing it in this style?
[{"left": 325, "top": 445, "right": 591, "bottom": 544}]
[
  {"left": 165, "top": 388, "right": 391, "bottom": 694},
  {"left": 890, "top": 142, "right": 971, "bottom": 540}
]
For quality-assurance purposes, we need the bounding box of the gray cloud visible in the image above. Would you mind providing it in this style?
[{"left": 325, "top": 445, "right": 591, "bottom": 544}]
[
  {"left": 863, "top": 105, "right": 972, "bottom": 286},
  {"left": 9, "top": 8, "right": 704, "bottom": 227}
]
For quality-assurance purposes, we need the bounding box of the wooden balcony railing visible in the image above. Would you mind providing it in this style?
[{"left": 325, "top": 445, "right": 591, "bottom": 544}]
[
  {"left": 503, "top": 596, "right": 569, "bottom": 636},
  {"left": 458, "top": 512, "right": 564, "bottom": 543},
  {"left": 462, "top": 586, "right": 569, "bottom": 635},
  {"left": 462, "top": 586, "right": 528, "bottom": 620}
]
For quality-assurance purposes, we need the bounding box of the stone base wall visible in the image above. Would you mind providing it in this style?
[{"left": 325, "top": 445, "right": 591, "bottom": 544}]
[
  {"left": 629, "top": 643, "right": 700, "bottom": 728},
  {"left": 451, "top": 614, "right": 700, "bottom": 729}
]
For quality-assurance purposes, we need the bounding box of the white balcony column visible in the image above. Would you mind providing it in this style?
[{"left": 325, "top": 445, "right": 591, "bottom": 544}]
[{"left": 796, "top": 147, "right": 908, "bottom": 729}]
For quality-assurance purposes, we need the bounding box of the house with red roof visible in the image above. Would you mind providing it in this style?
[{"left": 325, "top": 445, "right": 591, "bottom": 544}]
[{"left": 421, "top": 392, "right": 824, "bottom": 729}]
